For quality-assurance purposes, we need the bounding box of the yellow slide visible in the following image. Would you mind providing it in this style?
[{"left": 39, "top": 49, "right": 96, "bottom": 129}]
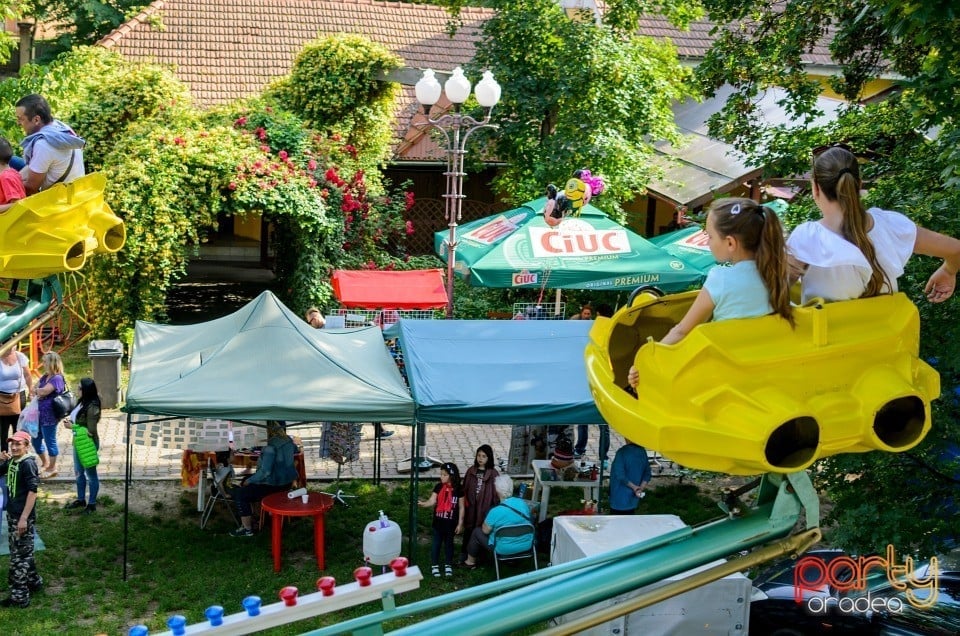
[
  {"left": 0, "top": 172, "right": 124, "bottom": 279},
  {"left": 585, "top": 289, "right": 940, "bottom": 475}
]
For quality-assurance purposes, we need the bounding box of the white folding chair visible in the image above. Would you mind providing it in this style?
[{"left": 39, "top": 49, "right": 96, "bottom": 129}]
[
  {"left": 200, "top": 459, "right": 238, "bottom": 530},
  {"left": 492, "top": 523, "right": 538, "bottom": 580}
]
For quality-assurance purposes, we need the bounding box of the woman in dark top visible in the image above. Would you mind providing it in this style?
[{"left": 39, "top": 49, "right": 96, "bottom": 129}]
[
  {"left": 62, "top": 378, "right": 101, "bottom": 513},
  {"left": 460, "top": 444, "right": 500, "bottom": 561}
]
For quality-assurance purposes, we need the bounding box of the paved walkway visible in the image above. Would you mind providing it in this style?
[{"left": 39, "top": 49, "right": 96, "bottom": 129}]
[{"left": 44, "top": 410, "right": 640, "bottom": 486}]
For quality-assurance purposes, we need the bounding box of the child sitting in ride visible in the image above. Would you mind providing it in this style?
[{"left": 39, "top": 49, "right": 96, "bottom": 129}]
[
  {"left": 0, "top": 137, "right": 26, "bottom": 213},
  {"left": 627, "top": 197, "right": 793, "bottom": 391}
]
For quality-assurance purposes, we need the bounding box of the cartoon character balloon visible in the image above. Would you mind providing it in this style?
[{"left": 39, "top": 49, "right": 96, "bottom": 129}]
[{"left": 564, "top": 178, "right": 589, "bottom": 216}]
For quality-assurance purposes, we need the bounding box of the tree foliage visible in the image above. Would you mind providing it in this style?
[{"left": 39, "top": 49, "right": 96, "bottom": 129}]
[
  {"left": 92, "top": 122, "right": 257, "bottom": 335},
  {"left": 696, "top": 0, "right": 960, "bottom": 161},
  {"left": 467, "top": 0, "right": 697, "bottom": 214},
  {"left": 0, "top": 1, "right": 26, "bottom": 62},
  {"left": 26, "top": 1, "right": 153, "bottom": 60},
  {"left": 0, "top": 40, "right": 417, "bottom": 336},
  {"left": 267, "top": 33, "right": 403, "bottom": 185}
]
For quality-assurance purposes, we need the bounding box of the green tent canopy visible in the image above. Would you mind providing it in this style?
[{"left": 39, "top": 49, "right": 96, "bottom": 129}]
[
  {"left": 124, "top": 291, "right": 414, "bottom": 424},
  {"left": 435, "top": 198, "right": 705, "bottom": 292}
]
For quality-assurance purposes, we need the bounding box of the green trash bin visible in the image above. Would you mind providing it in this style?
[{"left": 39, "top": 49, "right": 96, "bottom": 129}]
[{"left": 88, "top": 339, "right": 123, "bottom": 409}]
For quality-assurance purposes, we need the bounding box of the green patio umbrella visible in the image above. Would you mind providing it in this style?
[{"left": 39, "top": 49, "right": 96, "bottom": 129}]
[
  {"left": 648, "top": 225, "right": 717, "bottom": 275},
  {"left": 648, "top": 199, "right": 788, "bottom": 276},
  {"left": 435, "top": 198, "right": 705, "bottom": 292}
]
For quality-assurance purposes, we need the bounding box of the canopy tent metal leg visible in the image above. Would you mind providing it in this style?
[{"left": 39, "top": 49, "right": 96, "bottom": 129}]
[
  {"left": 396, "top": 422, "right": 441, "bottom": 474},
  {"left": 121, "top": 413, "right": 187, "bottom": 582},
  {"left": 372, "top": 424, "right": 382, "bottom": 485},
  {"left": 123, "top": 413, "right": 132, "bottom": 581},
  {"left": 407, "top": 421, "right": 420, "bottom": 564}
]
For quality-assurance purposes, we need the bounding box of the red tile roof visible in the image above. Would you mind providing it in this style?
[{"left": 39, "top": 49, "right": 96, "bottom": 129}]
[
  {"left": 636, "top": 14, "right": 837, "bottom": 68},
  {"left": 98, "top": 0, "right": 492, "bottom": 161},
  {"left": 98, "top": 2, "right": 841, "bottom": 162},
  {"left": 98, "top": 0, "right": 490, "bottom": 105}
]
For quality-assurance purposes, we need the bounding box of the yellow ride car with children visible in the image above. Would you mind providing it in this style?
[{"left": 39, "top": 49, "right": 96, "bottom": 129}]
[
  {"left": 585, "top": 287, "right": 940, "bottom": 475},
  {"left": 0, "top": 172, "right": 124, "bottom": 279}
]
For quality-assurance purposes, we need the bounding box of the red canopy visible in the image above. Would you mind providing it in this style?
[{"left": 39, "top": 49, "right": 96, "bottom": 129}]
[{"left": 331, "top": 269, "right": 448, "bottom": 309}]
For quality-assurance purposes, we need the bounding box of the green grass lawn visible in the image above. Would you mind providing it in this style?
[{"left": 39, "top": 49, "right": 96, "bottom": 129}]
[{"left": 2, "top": 478, "right": 722, "bottom": 634}]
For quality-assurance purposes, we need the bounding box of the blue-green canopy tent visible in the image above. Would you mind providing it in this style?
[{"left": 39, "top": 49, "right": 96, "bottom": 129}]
[
  {"left": 398, "top": 319, "right": 603, "bottom": 425},
  {"left": 125, "top": 291, "right": 414, "bottom": 423}
]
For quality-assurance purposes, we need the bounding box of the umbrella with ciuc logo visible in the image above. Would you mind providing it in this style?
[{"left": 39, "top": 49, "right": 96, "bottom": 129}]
[
  {"left": 647, "top": 225, "right": 718, "bottom": 276},
  {"left": 434, "top": 198, "right": 707, "bottom": 294},
  {"left": 648, "top": 199, "right": 789, "bottom": 276}
]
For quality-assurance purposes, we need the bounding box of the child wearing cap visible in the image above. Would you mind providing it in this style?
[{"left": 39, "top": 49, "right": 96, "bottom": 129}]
[{"left": 0, "top": 430, "right": 42, "bottom": 607}]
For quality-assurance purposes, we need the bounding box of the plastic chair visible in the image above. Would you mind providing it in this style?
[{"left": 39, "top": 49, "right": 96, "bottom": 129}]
[
  {"left": 200, "top": 459, "right": 238, "bottom": 530},
  {"left": 492, "top": 523, "right": 538, "bottom": 580}
]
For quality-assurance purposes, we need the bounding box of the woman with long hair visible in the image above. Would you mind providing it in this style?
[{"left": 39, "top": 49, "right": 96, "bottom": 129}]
[
  {"left": 62, "top": 378, "right": 101, "bottom": 513},
  {"left": 32, "top": 351, "right": 65, "bottom": 478},
  {"left": 628, "top": 197, "right": 793, "bottom": 390},
  {"left": 460, "top": 444, "right": 500, "bottom": 562},
  {"left": 787, "top": 145, "right": 960, "bottom": 303},
  {"left": 0, "top": 346, "right": 31, "bottom": 452}
]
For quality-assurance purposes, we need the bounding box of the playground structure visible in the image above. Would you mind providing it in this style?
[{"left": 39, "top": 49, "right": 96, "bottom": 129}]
[
  {"left": 0, "top": 172, "right": 124, "bottom": 365},
  {"left": 585, "top": 287, "right": 940, "bottom": 475}
]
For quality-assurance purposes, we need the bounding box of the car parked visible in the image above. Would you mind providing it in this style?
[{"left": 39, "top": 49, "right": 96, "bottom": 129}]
[{"left": 750, "top": 548, "right": 960, "bottom": 635}]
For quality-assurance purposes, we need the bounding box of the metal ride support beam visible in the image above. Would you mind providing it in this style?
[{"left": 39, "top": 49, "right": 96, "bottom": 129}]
[
  {"left": 389, "top": 471, "right": 817, "bottom": 636},
  {"left": 303, "top": 471, "right": 819, "bottom": 636}
]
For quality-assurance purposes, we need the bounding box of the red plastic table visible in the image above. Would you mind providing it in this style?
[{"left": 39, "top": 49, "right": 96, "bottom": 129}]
[{"left": 260, "top": 491, "right": 334, "bottom": 572}]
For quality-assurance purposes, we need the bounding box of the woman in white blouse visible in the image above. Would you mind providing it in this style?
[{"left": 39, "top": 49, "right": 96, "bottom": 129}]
[{"left": 787, "top": 145, "right": 960, "bottom": 304}]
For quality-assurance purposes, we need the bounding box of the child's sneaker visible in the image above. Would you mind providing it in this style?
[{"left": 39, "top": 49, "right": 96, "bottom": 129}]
[
  {"left": 431, "top": 565, "right": 440, "bottom": 577},
  {"left": 229, "top": 527, "right": 254, "bottom": 537},
  {"left": 444, "top": 565, "right": 454, "bottom": 577}
]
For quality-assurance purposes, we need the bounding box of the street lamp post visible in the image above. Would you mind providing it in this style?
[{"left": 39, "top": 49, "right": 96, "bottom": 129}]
[{"left": 415, "top": 67, "right": 501, "bottom": 319}]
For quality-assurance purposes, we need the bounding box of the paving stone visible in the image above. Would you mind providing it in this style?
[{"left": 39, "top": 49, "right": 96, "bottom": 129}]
[{"left": 52, "top": 411, "right": 637, "bottom": 486}]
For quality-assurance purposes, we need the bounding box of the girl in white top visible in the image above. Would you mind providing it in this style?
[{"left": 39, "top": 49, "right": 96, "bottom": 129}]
[
  {"left": 787, "top": 145, "right": 960, "bottom": 304},
  {"left": 628, "top": 198, "right": 793, "bottom": 389}
]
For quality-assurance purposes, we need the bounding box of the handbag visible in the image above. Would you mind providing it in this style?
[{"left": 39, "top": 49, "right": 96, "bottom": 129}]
[
  {"left": 0, "top": 355, "right": 25, "bottom": 416},
  {"left": 53, "top": 388, "right": 76, "bottom": 420},
  {"left": 0, "top": 391, "right": 20, "bottom": 416}
]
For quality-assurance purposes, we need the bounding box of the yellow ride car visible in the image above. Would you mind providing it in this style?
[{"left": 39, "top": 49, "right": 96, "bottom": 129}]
[
  {"left": 0, "top": 172, "right": 124, "bottom": 279},
  {"left": 585, "top": 288, "right": 940, "bottom": 475}
]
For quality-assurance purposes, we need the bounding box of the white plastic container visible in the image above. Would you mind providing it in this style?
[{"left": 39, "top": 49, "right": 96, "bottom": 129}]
[{"left": 363, "top": 511, "right": 402, "bottom": 565}]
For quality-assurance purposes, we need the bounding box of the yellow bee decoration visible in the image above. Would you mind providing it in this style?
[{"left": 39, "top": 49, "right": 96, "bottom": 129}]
[{"left": 564, "top": 178, "right": 589, "bottom": 216}]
